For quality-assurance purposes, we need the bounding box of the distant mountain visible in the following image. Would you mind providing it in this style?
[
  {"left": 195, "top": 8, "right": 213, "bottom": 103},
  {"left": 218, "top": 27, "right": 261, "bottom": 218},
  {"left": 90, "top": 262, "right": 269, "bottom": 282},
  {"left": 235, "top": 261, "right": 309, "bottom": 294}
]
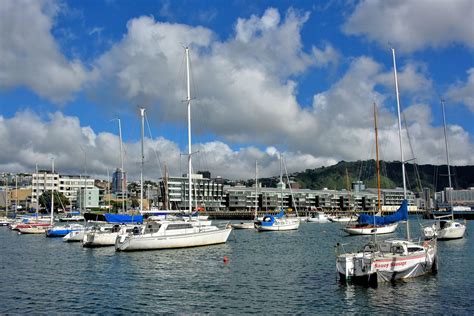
[{"left": 253, "top": 160, "right": 474, "bottom": 192}]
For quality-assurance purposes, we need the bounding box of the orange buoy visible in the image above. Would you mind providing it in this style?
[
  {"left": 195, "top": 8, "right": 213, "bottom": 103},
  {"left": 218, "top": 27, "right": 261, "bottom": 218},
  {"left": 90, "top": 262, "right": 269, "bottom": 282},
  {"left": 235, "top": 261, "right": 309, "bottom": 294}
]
[{"left": 223, "top": 256, "right": 229, "bottom": 263}]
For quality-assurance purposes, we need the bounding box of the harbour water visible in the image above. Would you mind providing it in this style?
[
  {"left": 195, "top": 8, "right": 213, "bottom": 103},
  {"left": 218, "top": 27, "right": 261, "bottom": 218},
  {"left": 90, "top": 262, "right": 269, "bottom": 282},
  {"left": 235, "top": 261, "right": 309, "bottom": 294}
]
[{"left": 1, "top": 219, "right": 473, "bottom": 314}]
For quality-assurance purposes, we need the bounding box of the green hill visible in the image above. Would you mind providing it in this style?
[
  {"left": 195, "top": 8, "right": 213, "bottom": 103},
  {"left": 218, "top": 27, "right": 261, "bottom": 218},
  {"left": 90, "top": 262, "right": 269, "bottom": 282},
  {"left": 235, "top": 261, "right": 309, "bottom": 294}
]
[{"left": 256, "top": 160, "right": 474, "bottom": 192}]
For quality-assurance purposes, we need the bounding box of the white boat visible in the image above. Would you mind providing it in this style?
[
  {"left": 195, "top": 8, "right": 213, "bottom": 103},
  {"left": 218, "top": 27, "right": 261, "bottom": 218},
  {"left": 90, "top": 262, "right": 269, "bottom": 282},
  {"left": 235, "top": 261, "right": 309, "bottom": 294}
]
[
  {"left": 254, "top": 155, "right": 301, "bottom": 232},
  {"left": 329, "top": 215, "right": 358, "bottom": 223},
  {"left": 335, "top": 48, "right": 438, "bottom": 286},
  {"left": 336, "top": 238, "right": 437, "bottom": 286},
  {"left": 344, "top": 103, "right": 400, "bottom": 236},
  {"left": 18, "top": 224, "right": 52, "bottom": 234},
  {"left": 83, "top": 224, "right": 126, "bottom": 247},
  {"left": 422, "top": 100, "right": 466, "bottom": 240},
  {"left": 344, "top": 222, "right": 398, "bottom": 235},
  {"left": 423, "top": 219, "right": 466, "bottom": 240},
  {"left": 231, "top": 222, "right": 256, "bottom": 229},
  {"left": 255, "top": 214, "right": 300, "bottom": 231},
  {"left": 116, "top": 220, "right": 232, "bottom": 251},
  {"left": 117, "top": 52, "right": 232, "bottom": 251},
  {"left": 0, "top": 217, "right": 13, "bottom": 226},
  {"left": 63, "top": 229, "right": 86, "bottom": 242},
  {"left": 307, "top": 211, "right": 330, "bottom": 223}
]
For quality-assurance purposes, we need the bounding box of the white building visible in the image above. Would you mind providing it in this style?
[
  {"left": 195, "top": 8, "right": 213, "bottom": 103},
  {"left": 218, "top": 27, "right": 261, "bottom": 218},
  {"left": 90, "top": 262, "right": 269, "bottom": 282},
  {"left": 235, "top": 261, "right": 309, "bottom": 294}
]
[{"left": 32, "top": 171, "right": 95, "bottom": 207}]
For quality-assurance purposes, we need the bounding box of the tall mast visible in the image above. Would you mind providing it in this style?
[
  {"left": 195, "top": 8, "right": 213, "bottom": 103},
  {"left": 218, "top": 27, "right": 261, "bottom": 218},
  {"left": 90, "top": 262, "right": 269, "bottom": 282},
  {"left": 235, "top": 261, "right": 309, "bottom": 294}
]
[
  {"left": 50, "top": 158, "right": 55, "bottom": 226},
  {"left": 441, "top": 99, "right": 454, "bottom": 219},
  {"left": 117, "top": 118, "right": 125, "bottom": 213},
  {"left": 185, "top": 47, "right": 193, "bottom": 214},
  {"left": 140, "top": 108, "right": 145, "bottom": 213},
  {"left": 3, "top": 176, "right": 7, "bottom": 218},
  {"left": 441, "top": 99, "right": 452, "bottom": 189},
  {"left": 391, "top": 47, "right": 409, "bottom": 239},
  {"left": 280, "top": 154, "right": 283, "bottom": 211},
  {"left": 255, "top": 160, "right": 258, "bottom": 218},
  {"left": 15, "top": 175, "right": 18, "bottom": 216},
  {"left": 35, "top": 163, "right": 39, "bottom": 218},
  {"left": 374, "top": 103, "right": 382, "bottom": 213}
]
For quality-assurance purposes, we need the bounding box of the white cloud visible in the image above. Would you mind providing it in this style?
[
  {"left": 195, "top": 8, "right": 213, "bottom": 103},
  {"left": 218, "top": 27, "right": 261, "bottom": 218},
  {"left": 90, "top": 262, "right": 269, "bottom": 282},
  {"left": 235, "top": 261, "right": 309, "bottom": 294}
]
[
  {"left": 447, "top": 68, "right": 474, "bottom": 112},
  {"left": 343, "top": 0, "right": 474, "bottom": 52},
  {"left": 0, "top": 0, "right": 89, "bottom": 104},
  {"left": 312, "top": 43, "right": 341, "bottom": 67}
]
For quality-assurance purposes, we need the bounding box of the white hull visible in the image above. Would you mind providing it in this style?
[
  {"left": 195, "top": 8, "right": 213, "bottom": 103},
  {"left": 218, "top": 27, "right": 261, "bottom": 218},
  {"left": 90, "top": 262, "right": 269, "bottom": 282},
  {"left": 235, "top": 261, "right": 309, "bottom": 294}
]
[
  {"left": 116, "top": 226, "right": 232, "bottom": 251},
  {"left": 344, "top": 222, "right": 398, "bottom": 235},
  {"left": 423, "top": 220, "right": 466, "bottom": 240},
  {"left": 256, "top": 220, "right": 300, "bottom": 231},
  {"left": 63, "top": 230, "right": 85, "bottom": 242},
  {"left": 83, "top": 231, "right": 118, "bottom": 247},
  {"left": 18, "top": 226, "right": 50, "bottom": 234},
  {"left": 329, "top": 216, "right": 358, "bottom": 223},
  {"left": 336, "top": 239, "right": 437, "bottom": 285},
  {"left": 231, "top": 222, "right": 255, "bottom": 229}
]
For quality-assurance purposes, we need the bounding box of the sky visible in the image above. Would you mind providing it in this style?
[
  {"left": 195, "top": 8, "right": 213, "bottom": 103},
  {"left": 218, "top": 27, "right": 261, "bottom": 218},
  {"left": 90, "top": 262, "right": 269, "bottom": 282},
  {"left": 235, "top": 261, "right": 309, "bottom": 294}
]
[{"left": 0, "top": 0, "right": 473, "bottom": 182}]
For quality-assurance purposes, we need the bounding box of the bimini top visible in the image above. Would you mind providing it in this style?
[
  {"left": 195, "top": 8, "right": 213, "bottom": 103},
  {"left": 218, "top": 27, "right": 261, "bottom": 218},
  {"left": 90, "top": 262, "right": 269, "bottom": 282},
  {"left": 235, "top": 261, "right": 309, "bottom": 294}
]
[
  {"left": 358, "top": 200, "right": 408, "bottom": 226},
  {"left": 84, "top": 213, "right": 143, "bottom": 224}
]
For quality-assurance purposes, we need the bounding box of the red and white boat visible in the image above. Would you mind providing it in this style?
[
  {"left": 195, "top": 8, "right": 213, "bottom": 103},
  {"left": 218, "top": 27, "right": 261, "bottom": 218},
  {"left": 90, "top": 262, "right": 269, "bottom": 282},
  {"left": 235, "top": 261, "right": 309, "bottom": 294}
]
[
  {"left": 18, "top": 224, "right": 52, "bottom": 234},
  {"left": 336, "top": 238, "right": 437, "bottom": 286}
]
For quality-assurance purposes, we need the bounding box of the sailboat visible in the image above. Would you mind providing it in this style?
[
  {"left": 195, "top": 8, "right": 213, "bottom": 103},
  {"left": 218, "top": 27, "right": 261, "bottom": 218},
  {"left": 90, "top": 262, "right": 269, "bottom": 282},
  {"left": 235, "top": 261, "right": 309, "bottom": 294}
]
[
  {"left": 422, "top": 99, "right": 466, "bottom": 240},
  {"left": 18, "top": 160, "right": 55, "bottom": 235},
  {"left": 115, "top": 47, "right": 232, "bottom": 251},
  {"left": 232, "top": 160, "right": 259, "bottom": 229},
  {"left": 335, "top": 48, "right": 437, "bottom": 286},
  {"left": 344, "top": 103, "right": 399, "bottom": 235},
  {"left": 254, "top": 155, "right": 300, "bottom": 231}
]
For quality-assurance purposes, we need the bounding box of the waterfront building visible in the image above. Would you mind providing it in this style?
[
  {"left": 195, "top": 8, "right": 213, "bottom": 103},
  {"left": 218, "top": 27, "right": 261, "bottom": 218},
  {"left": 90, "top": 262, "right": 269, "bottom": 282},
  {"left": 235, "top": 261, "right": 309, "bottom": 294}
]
[
  {"left": 32, "top": 171, "right": 95, "bottom": 208},
  {"left": 159, "top": 173, "right": 225, "bottom": 211},
  {"left": 75, "top": 187, "right": 100, "bottom": 209},
  {"left": 435, "top": 187, "right": 474, "bottom": 209}
]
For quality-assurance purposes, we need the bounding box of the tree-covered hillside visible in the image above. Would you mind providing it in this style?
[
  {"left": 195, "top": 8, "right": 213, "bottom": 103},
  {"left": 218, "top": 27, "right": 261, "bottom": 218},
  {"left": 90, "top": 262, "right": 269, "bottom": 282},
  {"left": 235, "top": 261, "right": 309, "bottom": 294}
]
[{"left": 255, "top": 160, "right": 474, "bottom": 192}]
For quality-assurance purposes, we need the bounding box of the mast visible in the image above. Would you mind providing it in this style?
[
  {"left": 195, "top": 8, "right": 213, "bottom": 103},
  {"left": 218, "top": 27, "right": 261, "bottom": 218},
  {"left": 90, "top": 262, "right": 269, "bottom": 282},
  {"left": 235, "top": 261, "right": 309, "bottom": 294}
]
[
  {"left": 4, "top": 176, "right": 8, "bottom": 218},
  {"left": 15, "top": 175, "right": 18, "bottom": 216},
  {"left": 441, "top": 99, "right": 454, "bottom": 219},
  {"left": 255, "top": 160, "right": 258, "bottom": 218},
  {"left": 185, "top": 47, "right": 193, "bottom": 214},
  {"left": 50, "top": 158, "right": 55, "bottom": 226},
  {"left": 345, "top": 168, "right": 351, "bottom": 211},
  {"left": 391, "top": 47, "right": 409, "bottom": 239},
  {"left": 140, "top": 108, "right": 145, "bottom": 214},
  {"left": 374, "top": 103, "right": 382, "bottom": 213},
  {"left": 164, "top": 164, "right": 169, "bottom": 210},
  {"left": 117, "top": 118, "right": 125, "bottom": 213},
  {"left": 35, "top": 163, "right": 39, "bottom": 218},
  {"left": 279, "top": 154, "right": 283, "bottom": 211}
]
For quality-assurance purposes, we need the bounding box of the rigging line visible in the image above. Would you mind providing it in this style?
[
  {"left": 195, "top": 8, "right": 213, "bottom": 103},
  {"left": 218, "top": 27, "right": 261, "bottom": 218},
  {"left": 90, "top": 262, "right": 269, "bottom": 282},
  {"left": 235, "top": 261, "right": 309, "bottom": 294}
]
[
  {"left": 402, "top": 113, "right": 423, "bottom": 194},
  {"left": 282, "top": 155, "right": 298, "bottom": 217},
  {"left": 144, "top": 113, "right": 164, "bottom": 180}
]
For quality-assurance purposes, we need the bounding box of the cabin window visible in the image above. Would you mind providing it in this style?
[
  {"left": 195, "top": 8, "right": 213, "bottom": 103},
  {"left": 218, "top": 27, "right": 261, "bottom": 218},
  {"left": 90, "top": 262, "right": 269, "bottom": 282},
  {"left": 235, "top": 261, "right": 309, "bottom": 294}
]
[{"left": 166, "top": 223, "right": 193, "bottom": 230}]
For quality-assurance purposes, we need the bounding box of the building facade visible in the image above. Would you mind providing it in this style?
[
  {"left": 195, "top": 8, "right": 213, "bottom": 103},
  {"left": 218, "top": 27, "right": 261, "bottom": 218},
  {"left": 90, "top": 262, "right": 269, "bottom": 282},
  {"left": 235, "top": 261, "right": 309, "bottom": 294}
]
[{"left": 159, "top": 174, "right": 225, "bottom": 211}]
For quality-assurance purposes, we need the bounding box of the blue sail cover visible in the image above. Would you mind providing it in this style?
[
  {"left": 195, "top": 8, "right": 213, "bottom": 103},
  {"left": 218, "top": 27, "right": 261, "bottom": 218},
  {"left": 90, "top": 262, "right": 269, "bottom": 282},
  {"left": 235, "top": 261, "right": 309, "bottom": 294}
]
[
  {"left": 104, "top": 214, "right": 143, "bottom": 224},
  {"left": 358, "top": 200, "right": 408, "bottom": 226},
  {"left": 260, "top": 209, "right": 285, "bottom": 227}
]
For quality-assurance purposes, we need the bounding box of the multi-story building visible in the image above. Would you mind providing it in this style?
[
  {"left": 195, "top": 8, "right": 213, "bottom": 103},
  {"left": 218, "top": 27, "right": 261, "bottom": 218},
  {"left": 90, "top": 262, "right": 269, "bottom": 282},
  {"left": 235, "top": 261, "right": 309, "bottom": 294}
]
[
  {"left": 112, "top": 168, "right": 127, "bottom": 198},
  {"left": 435, "top": 187, "right": 474, "bottom": 209},
  {"left": 159, "top": 173, "right": 225, "bottom": 211},
  {"left": 75, "top": 187, "right": 100, "bottom": 209},
  {"left": 31, "top": 171, "right": 95, "bottom": 208}
]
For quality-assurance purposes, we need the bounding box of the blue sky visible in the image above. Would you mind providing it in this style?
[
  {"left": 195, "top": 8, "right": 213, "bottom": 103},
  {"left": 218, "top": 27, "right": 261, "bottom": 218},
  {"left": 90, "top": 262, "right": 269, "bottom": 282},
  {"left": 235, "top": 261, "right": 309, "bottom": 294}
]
[{"left": 1, "top": 0, "right": 473, "bottom": 180}]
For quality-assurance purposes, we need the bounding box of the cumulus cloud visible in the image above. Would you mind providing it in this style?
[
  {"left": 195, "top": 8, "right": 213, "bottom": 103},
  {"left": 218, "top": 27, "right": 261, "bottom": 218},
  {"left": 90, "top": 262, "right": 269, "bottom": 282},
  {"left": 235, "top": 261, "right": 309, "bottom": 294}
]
[
  {"left": 0, "top": 0, "right": 89, "bottom": 103},
  {"left": 0, "top": 111, "right": 334, "bottom": 180},
  {"left": 447, "top": 68, "right": 474, "bottom": 112},
  {"left": 343, "top": 0, "right": 474, "bottom": 52}
]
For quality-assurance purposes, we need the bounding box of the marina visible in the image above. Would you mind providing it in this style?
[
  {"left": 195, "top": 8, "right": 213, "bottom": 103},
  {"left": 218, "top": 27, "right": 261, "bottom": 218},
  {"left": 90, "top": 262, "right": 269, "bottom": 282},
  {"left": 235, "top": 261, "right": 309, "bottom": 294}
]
[{"left": 1, "top": 219, "right": 473, "bottom": 314}]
